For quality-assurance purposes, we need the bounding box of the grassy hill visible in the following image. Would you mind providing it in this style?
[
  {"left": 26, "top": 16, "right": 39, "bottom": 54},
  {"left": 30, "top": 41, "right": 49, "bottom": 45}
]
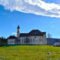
[{"left": 0, "top": 45, "right": 60, "bottom": 60}]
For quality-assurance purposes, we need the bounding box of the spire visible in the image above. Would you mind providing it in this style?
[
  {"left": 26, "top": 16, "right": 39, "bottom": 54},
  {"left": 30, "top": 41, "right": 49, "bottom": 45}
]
[{"left": 17, "top": 25, "right": 20, "bottom": 29}]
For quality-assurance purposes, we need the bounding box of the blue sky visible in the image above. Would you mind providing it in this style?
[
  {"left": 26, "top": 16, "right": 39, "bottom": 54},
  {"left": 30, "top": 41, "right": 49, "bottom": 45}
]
[
  {"left": 0, "top": 0, "right": 60, "bottom": 38},
  {"left": 44, "top": 0, "right": 60, "bottom": 4}
]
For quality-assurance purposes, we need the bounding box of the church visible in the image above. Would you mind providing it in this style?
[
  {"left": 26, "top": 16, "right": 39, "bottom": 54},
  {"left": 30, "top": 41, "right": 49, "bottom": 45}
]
[{"left": 7, "top": 26, "right": 47, "bottom": 45}]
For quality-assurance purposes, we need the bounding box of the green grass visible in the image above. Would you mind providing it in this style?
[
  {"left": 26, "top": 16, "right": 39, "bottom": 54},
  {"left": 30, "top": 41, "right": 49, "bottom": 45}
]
[{"left": 0, "top": 45, "right": 60, "bottom": 60}]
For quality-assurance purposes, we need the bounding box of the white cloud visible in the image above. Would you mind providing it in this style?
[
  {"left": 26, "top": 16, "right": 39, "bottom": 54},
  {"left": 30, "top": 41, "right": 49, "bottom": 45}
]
[
  {"left": 11, "top": 32, "right": 17, "bottom": 36},
  {"left": 0, "top": 0, "right": 60, "bottom": 18}
]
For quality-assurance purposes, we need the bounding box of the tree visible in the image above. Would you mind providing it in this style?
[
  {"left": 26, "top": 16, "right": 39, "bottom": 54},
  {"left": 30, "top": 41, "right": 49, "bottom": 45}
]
[{"left": 0, "top": 37, "right": 7, "bottom": 46}]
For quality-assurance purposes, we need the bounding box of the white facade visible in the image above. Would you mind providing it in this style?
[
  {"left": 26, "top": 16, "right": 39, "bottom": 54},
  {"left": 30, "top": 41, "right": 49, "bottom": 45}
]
[
  {"left": 20, "top": 35, "right": 47, "bottom": 45},
  {"left": 8, "top": 39, "right": 16, "bottom": 45}
]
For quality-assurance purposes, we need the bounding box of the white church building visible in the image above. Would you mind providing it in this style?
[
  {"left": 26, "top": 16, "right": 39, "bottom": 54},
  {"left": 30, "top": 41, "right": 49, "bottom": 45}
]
[{"left": 7, "top": 26, "right": 47, "bottom": 45}]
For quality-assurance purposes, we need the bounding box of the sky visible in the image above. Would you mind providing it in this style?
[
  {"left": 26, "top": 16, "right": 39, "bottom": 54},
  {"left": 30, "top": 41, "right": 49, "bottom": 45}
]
[{"left": 0, "top": 0, "right": 60, "bottom": 38}]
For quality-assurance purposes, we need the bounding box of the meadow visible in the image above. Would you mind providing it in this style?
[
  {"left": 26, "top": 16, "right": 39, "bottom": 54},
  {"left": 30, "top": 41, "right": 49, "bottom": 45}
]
[{"left": 0, "top": 45, "right": 60, "bottom": 60}]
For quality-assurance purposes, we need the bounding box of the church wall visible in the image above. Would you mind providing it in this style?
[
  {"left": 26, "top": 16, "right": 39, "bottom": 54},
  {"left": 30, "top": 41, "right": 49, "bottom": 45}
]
[
  {"left": 8, "top": 39, "right": 16, "bottom": 45},
  {"left": 28, "top": 36, "right": 47, "bottom": 44},
  {"left": 7, "top": 35, "right": 47, "bottom": 45},
  {"left": 20, "top": 37, "right": 26, "bottom": 44},
  {"left": 41, "top": 35, "right": 47, "bottom": 44},
  {"left": 19, "top": 35, "right": 47, "bottom": 45}
]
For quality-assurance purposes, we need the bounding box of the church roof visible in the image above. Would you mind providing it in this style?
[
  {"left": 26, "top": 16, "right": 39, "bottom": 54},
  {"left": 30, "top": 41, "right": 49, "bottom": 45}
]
[
  {"left": 20, "top": 30, "right": 46, "bottom": 37},
  {"left": 29, "top": 30, "right": 45, "bottom": 35},
  {"left": 7, "top": 36, "right": 17, "bottom": 39},
  {"left": 20, "top": 33, "right": 28, "bottom": 37}
]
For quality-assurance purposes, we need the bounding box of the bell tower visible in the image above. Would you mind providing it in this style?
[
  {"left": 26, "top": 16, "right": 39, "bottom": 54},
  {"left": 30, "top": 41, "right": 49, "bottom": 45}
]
[{"left": 17, "top": 25, "right": 20, "bottom": 38}]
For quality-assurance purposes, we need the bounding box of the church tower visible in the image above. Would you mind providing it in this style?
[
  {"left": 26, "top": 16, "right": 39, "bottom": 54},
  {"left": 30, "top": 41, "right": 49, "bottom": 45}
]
[{"left": 17, "top": 25, "right": 20, "bottom": 38}]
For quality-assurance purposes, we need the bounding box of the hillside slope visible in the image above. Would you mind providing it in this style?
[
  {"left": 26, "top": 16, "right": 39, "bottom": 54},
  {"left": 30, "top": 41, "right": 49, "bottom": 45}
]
[{"left": 0, "top": 45, "right": 60, "bottom": 60}]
